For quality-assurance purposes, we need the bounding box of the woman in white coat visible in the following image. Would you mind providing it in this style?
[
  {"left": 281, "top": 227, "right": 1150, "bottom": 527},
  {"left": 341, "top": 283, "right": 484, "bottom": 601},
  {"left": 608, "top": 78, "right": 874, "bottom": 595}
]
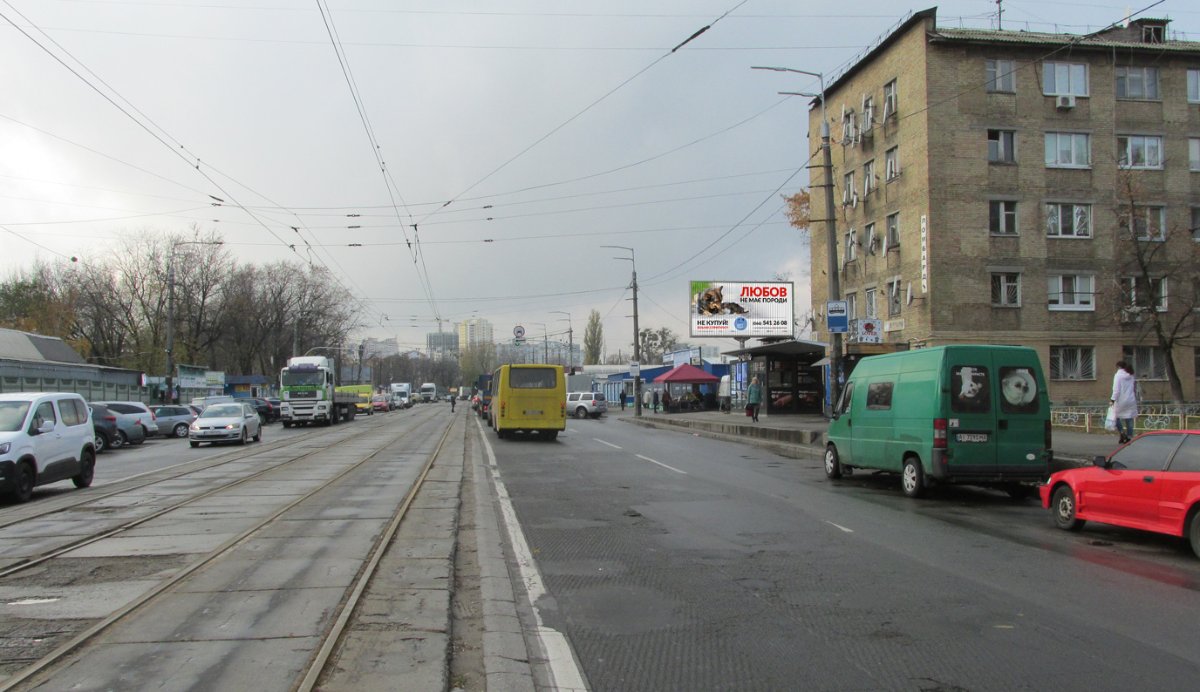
[{"left": 1110, "top": 360, "right": 1138, "bottom": 444}]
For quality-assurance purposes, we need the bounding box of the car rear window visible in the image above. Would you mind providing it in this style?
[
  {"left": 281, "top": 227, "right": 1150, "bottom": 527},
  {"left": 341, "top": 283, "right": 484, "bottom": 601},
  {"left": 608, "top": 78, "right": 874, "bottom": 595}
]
[
  {"left": 1169, "top": 435, "right": 1200, "bottom": 473},
  {"left": 510, "top": 367, "right": 557, "bottom": 389},
  {"left": 594, "top": 393, "right": 605, "bottom": 401},
  {"left": 106, "top": 403, "right": 137, "bottom": 414},
  {"left": 951, "top": 365, "right": 990, "bottom": 414},
  {"left": 998, "top": 366, "right": 1039, "bottom": 414}
]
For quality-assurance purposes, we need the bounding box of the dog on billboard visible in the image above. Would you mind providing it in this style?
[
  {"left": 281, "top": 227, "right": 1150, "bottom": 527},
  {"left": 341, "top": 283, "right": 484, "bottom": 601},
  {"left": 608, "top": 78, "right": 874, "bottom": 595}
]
[{"left": 696, "top": 286, "right": 724, "bottom": 315}]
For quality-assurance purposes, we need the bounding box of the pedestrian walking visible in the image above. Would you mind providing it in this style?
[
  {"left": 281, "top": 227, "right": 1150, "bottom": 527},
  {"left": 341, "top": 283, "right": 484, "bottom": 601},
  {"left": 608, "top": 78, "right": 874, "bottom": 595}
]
[
  {"left": 662, "top": 390, "right": 672, "bottom": 413},
  {"left": 1110, "top": 360, "right": 1138, "bottom": 444},
  {"left": 620, "top": 391, "right": 626, "bottom": 411},
  {"left": 652, "top": 389, "right": 660, "bottom": 413},
  {"left": 642, "top": 388, "right": 651, "bottom": 411},
  {"left": 747, "top": 376, "right": 763, "bottom": 423}
]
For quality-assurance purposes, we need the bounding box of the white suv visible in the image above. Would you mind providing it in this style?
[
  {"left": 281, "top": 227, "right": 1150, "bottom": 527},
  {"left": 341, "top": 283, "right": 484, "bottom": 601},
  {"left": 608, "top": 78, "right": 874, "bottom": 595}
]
[
  {"left": 566, "top": 392, "right": 607, "bottom": 419},
  {"left": 0, "top": 393, "right": 96, "bottom": 502}
]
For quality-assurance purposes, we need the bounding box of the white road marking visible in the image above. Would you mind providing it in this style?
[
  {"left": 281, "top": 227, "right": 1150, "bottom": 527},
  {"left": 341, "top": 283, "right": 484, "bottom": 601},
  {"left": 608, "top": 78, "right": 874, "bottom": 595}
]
[
  {"left": 476, "top": 418, "right": 588, "bottom": 691},
  {"left": 593, "top": 438, "right": 622, "bottom": 449},
  {"left": 826, "top": 521, "right": 854, "bottom": 533},
  {"left": 635, "top": 454, "right": 688, "bottom": 475}
]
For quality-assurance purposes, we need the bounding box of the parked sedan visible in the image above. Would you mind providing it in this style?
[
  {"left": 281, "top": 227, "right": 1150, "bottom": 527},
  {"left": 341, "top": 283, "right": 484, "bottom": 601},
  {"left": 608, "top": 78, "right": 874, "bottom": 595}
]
[
  {"left": 152, "top": 405, "right": 197, "bottom": 438},
  {"left": 188, "top": 402, "right": 262, "bottom": 447},
  {"left": 247, "top": 397, "right": 279, "bottom": 423},
  {"left": 371, "top": 394, "right": 390, "bottom": 412},
  {"left": 1041, "top": 430, "right": 1200, "bottom": 557},
  {"left": 89, "top": 403, "right": 145, "bottom": 450}
]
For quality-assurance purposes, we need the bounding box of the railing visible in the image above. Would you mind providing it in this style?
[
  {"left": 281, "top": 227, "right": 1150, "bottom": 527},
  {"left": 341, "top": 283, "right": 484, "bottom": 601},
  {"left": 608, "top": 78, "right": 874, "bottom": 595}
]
[{"left": 1051, "top": 402, "right": 1200, "bottom": 434}]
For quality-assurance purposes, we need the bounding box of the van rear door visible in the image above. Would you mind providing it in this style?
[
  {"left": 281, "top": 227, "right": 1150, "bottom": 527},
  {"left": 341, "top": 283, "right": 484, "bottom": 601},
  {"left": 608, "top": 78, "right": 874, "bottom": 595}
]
[
  {"left": 994, "top": 361, "right": 1048, "bottom": 477},
  {"left": 945, "top": 360, "right": 998, "bottom": 476}
]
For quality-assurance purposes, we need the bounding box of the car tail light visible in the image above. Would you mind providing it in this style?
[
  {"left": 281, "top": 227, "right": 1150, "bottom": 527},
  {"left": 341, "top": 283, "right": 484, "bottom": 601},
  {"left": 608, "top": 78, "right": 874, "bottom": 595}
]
[
  {"left": 1045, "top": 420, "right": 1053, "bottom": 450},
  {"left": 933, "top": 418, "right": 948, "bottom": 449},
  {"left": 150, "top": 411, "right": 157, "bottom": 420},
  {"left": 104, "top": 415, "right": 117, "bottom": 423}
]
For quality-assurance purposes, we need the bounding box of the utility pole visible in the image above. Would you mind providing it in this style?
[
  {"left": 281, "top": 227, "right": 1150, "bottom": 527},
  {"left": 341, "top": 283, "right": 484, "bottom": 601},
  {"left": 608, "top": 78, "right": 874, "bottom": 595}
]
[
  {"left": 603, "top": 246, "right": 640, "bottom": 418},
  {"left": 551, "top": 311, "right": 572, "bottom": 372},
  {"left": 753, "top": 65, "right": 842, "bottom": 413}
]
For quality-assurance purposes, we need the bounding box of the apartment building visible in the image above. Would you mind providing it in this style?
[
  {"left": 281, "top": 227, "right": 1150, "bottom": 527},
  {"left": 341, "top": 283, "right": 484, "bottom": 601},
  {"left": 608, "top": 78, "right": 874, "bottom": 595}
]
[
  {"left": 808, "top": 8, "right": 1200, "bottom": 403},
  {"left": 456, "top": 318, "right": 494, "bottom": 350}
]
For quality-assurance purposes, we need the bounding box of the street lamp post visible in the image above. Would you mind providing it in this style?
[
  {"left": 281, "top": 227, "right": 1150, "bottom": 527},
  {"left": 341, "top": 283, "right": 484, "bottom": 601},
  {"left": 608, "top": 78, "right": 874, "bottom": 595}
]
[
  {"left": 550, "top": 310, "right": 573, "bottom": 371},
  {"left": 531, "top": 322, "right": 548, "bottom": 364},
  {"left": 602, "top": 245, "right": 641, "bottom": 418},
  {"left": 165, "top": 240, "right": 223, "bottom": 404},
  {"left": 752, "top": 65, "right": 842, "bottom": 412}
]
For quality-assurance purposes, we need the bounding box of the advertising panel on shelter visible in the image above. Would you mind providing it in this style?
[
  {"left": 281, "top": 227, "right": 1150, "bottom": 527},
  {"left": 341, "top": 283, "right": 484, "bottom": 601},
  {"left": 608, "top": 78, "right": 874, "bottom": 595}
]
[{"left": 689, "top": 280, "right": 794, "bottom": 338}]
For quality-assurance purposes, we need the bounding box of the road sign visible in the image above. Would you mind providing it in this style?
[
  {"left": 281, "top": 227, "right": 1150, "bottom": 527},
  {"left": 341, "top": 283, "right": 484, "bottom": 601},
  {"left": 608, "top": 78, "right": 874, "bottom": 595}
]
[
  {"left": 513, "top": 325, "right": 526, "bottom": 338},
  {"left": 630, "top": 361, "right": 640, "bottom": 376},
  {"left": 827, "top": 300, "right": 849, "bottom": 334}
]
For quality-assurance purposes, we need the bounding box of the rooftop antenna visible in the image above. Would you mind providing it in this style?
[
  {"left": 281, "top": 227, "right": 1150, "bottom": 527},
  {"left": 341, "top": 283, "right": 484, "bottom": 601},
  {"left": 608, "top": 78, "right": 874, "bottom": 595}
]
[{"left": 996, "top": 0, "right": 1003, "bottom": 30}]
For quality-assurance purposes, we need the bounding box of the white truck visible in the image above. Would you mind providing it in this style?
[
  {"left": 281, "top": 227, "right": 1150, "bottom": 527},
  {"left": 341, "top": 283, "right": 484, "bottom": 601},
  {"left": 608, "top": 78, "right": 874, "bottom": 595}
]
[
  {"left": 279, "top": 356, "right": 359, "bottom": 427},
  {"left": 419, "top": 382, "right": 438, "bottom": 403},
  {"left": 389, "top": 382, "right": 412, "bottom": 408}
]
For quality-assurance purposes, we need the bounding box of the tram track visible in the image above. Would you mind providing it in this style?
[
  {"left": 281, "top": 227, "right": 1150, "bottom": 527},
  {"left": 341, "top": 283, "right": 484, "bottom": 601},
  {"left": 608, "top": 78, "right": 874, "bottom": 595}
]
[{"left": 0, "top": 407, "right": 456, "bottom": 690}]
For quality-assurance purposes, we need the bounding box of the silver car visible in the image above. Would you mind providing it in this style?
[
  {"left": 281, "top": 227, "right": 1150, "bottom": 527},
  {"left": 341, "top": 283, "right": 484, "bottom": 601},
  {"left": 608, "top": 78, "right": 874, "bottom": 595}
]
[
  {"left": 566, "top": 392, "right": 607, "bottom": 419},
  {"left": 95, "top": 401, "right": 160, "bottom": 437},
  {"left": 152, "top": 405, "right": 197, "bottom": 439},
  {"left": 188, "top": 402, "right": 262, "bottom": 447}
]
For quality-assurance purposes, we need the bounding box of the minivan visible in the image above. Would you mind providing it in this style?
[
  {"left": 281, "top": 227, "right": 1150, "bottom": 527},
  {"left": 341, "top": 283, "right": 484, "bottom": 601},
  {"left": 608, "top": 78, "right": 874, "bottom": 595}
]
[
  {"left": 0, "top": 393, "right": 96, "bottom": 502},
  {"left": 825, "top": 345, "right": 1052, "bottom": 498}
]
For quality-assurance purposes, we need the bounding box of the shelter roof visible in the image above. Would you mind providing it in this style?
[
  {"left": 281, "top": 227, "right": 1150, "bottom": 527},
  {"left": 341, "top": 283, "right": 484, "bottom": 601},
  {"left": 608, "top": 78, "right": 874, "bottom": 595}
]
[{"left": 653, "top": 363, "right": 719, "bottom": 384}]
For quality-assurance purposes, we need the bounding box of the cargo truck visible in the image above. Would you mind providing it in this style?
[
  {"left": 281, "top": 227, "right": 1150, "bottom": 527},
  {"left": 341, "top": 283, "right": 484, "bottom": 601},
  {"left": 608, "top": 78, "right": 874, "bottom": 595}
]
[{"left": 278, "top": 356, "right": 359, "bottom": 427}]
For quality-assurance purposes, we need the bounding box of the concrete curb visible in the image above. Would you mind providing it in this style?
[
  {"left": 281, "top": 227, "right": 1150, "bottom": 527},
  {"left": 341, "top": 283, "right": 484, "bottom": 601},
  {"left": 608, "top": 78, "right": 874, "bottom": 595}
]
[{"left": 470, "top": 425, "right": 537, "bottom": 692}]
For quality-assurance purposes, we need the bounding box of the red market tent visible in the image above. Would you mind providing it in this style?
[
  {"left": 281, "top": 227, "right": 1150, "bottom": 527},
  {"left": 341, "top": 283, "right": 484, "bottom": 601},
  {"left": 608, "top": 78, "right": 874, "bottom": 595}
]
[{"left": 653, "top": 363, "right": 719, "bottom": 384}]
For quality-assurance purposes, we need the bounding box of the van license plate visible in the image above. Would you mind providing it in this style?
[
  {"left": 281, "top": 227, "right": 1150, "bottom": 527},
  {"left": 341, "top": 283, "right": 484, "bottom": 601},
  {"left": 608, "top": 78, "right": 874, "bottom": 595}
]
[
  {"left": 525, "top": 410, "right": 543, "bottom": 416},
  {"left": 956, "top": 433, "right": 989, "bottom": 443}
]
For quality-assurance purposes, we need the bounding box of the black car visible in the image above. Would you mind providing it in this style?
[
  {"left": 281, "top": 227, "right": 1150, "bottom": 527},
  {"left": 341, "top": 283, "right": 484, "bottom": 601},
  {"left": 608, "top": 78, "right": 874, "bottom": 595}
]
[
  {"left": 90, "top": 404, "right": 121, "bottom": 453},
  {"left": 247, "top": 397, "right": 278, "bottom": 423}
]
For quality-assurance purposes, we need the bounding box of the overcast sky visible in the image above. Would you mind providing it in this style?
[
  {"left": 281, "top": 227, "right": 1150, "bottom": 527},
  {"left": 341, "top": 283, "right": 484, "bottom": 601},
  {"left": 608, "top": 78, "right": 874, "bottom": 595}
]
[{"left": 3, "top": 0, "right": 1196, "bottom": 358}]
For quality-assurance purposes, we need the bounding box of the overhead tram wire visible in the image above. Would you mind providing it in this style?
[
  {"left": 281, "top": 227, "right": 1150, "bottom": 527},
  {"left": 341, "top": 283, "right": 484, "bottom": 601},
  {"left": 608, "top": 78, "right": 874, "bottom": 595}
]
[
  {"left": 315, "top": 0, "right": 439, "bottom": 325},
  {"left": 411, "top": 0, "right": 751, "bottom": 230},
  {"left": 0, "top": 3, "right": 373, "bottom": 315}
]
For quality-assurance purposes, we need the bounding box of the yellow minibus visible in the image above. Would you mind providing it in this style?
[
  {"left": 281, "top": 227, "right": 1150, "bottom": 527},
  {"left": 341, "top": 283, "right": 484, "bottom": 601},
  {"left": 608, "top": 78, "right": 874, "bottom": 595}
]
[{"left": 489, "top": 364, "right": 566, "bottom": 441}]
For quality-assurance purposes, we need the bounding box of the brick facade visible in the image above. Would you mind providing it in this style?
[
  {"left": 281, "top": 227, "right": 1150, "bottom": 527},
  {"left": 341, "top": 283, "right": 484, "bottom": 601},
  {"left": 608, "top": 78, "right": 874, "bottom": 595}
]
[{"left": 808, "top": 9, "right": 1200, "bottom": 404}]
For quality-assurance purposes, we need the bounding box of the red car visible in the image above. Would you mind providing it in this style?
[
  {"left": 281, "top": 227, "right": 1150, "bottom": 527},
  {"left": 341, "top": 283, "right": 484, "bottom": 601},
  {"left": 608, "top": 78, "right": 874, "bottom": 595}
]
[
  {"left": 371, "top": 395, "right": 390, "bottom": 412},
  {"left": 1040, "top": 430, "right": 1200, "bottom": 557}
]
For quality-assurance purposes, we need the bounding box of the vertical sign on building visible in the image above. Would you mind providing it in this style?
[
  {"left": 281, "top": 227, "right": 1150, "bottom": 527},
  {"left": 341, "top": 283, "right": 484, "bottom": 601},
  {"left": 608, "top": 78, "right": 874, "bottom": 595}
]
[{"left": 920, "top": 214, "right": 929, "bottom": 293}]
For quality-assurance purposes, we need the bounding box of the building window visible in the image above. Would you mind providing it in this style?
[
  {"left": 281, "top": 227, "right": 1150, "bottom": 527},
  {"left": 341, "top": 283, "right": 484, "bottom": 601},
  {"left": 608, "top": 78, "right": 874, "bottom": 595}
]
[
  {"left": 883, "top": 79, "right": 898, "bottom": 120},
  {"left": 845, "top": 292, "right": 857, "bottom": 320},
  {"left": 1047, "top": 273, "right": 1095, "bottom": 310},
  {"left": 885, "top": 146, "right": 900, "bottom": 180},
  {"left": 1120, "top": 206, "right": 1166, "bottom": 241},
  {"left": 862, "top": 95, "right": 875, "bottom": 130},
  {"left": 845, "top": 228, "right": 857, "bottom": 262},
  {"left": 991, "top": 272, "right": 1021, "bottom": 306},
  {"left": 1045, "top": 203, "right": 1092, "bottom": 238},
  {"left": 1118, "top": 135, "right": 1163, "bottom": 169},
  {"left": 863, "top": 160, "right": 876, "bottom": 195},
  {"left": 986, "top": 59, "right": 1016, "bottom": 93},
  {"left": 1120, "top": 276, "right": 1166, "bottom": 311},
  {"left": 988, "top": 129, "right": 1016, "bottom": 163},
  {"left": 865, "top": 222, "right": 877, "bottom": 254},
  {"left": 887, "top": 279, "right": 902, "bottom": 316},
  {"left": 885, "top": 213, "right": 899, "bottom": 249},
  {"left": 1115, "top": 66, "right": 1160, "bottom": 100},
  {"left": 842, "top": 172, "right": 856, "bottom": 205},
  {"left": 1045, "top": 132, "right": 1090, "bottom": 168},
  {"left": 1190, "top": 138, "right": 1200, "bottom": 172},
  {"left": 864, "top": 287, "right": 877, "bottom": 317},
  {"left": 1190, "top": 69, "right": 1200, "bottom": 103},
  {"left": 1120, "top": 276, "right": 1138, "bottom": 309},
  {"left": 1192, "top": 207, "right": 1200, "bottom": 242},
  {"left": 989, "top": 200, "right": 1018, "bottom": 235},
  {"left": 1043, "top": 62, "right": 1088, "bottom": 96},
  {"left": 1050, "top": 346, "right": 1096, "bottom": 380},
  {"left": 1123, "top": 345, "right": 1167, "bottom": 380}
]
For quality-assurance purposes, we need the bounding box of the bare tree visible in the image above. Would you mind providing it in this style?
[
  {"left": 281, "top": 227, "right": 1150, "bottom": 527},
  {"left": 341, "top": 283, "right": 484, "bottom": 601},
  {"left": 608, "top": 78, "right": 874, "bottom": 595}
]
[
  {"left": 637, "top": 327, "right": 679, "bottom": 365},
  {"left": 1107, "top": 174, "right": 1199, "bottom": 403}
]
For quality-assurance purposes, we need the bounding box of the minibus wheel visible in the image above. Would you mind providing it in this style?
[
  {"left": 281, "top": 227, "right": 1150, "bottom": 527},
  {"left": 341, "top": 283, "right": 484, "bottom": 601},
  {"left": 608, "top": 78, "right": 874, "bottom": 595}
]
[
  {"left": 901, "top": 456, "right": 925, "bottom": 498},
  {"left": 824, "top": 445, "right": 842, "bottom": 479}
]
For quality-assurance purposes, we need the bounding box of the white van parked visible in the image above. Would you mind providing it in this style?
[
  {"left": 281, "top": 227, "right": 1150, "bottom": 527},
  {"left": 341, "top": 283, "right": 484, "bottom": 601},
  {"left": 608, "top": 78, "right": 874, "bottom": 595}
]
[{"left": 0, "top": 392, "right": 96, "bottom": 502}]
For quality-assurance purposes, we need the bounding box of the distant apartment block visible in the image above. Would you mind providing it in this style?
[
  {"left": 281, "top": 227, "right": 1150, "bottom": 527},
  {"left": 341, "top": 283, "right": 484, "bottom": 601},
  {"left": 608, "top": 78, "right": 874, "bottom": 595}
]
[{"left": 456, "top": 318, "right": 494, "bottom": 349}]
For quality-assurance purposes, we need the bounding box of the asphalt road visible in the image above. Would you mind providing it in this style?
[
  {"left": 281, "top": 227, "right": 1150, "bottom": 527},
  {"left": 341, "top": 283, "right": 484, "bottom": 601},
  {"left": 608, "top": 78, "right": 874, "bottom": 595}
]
[{"left": 485, "top": 415, "right": 1200, "bottom": 692}]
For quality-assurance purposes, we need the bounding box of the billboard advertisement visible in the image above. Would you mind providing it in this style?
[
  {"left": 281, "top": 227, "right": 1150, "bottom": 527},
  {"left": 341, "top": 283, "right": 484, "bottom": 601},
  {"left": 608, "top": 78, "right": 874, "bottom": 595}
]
[{"left": 689, "top": 280, "right": 794, "bottom": 338}]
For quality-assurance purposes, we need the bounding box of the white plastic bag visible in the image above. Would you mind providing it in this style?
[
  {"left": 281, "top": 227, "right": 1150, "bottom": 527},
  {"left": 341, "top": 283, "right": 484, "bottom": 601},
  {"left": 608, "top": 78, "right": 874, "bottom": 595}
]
[{"left": 1104, "top": 405, "right": 1117, "bottom": 432}]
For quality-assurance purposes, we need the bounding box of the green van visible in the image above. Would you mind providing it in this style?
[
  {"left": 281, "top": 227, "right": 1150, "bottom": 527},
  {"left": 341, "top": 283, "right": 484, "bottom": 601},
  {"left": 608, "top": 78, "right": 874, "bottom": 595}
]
[{"left": 825, "top": 345, "right": 1052, "bottom": 498}]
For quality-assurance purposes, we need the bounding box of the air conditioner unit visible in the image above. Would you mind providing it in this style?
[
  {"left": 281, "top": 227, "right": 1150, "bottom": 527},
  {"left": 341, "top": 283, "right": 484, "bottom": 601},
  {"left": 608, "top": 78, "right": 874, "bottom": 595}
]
[
  {"left": 1056, "top": 94, "right": 1076, "bottom": 110},
  {"left": 1120, "top": 308, "right": 1143, "bottom": 324}
]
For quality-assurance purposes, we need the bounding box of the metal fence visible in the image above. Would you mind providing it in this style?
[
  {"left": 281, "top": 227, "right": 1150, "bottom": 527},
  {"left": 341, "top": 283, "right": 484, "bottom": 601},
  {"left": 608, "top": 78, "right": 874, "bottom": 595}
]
[{"left": 1051, "top": 402, "right": 1200, "bottom": 434}]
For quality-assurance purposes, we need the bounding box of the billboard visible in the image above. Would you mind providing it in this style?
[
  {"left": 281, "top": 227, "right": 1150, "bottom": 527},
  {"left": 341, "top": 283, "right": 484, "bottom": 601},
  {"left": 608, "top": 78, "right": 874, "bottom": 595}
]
[{"left": 689, "top": 280, "right": 794, "bottom": 338}]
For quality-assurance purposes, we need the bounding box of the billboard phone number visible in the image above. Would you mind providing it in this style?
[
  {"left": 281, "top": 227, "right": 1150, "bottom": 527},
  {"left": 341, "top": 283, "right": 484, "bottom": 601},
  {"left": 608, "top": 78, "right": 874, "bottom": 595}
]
[{"left": 754, "top": 319, "right": 791, "bottom": 327}]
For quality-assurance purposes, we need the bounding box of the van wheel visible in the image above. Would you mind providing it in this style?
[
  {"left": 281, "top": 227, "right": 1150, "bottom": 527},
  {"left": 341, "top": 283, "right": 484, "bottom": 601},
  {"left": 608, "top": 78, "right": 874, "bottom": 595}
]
[
  {"left": 901, "top": 456, "right": 925, "bottom": 498},
  {"left": 1188, "top": 510, "right": 1200, "bottom": 559},
  {"left": 1004, "top": 483, "right": 1032, "bottom": 500},
  {"left": 11, "top": 463, "right": 34, "bottom": 503},
  {"left": 544, "top": 430, "right": 558, "bottom": 441},
  {"left": 1052, "top": 486, "right": 1084, "bottom": 531},
  {"left": 575, "top": 407, "right": 588, "bottom": 419},
  {"left": 824, "top": 445, "right": 842, "bottom": 479},
  {"left": 73, "top": 451, "right": 95, "bottom": 488}
]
